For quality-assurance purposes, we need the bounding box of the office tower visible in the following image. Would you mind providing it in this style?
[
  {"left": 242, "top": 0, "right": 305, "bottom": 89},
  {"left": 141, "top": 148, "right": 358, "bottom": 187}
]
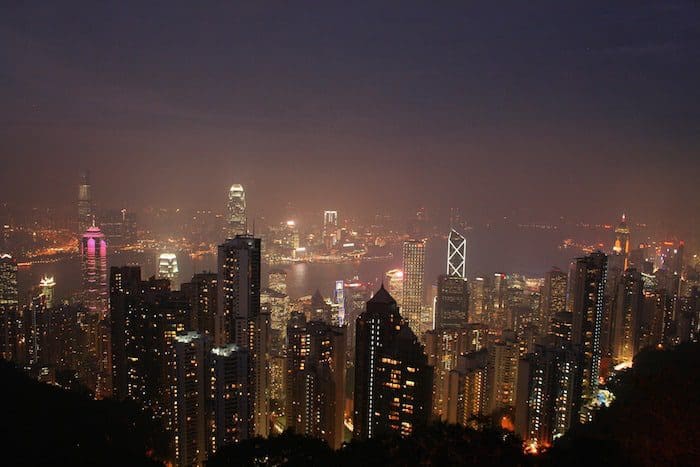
[
  {"left": 491, "top": 273, "right": 508, "bottom": 330},
  {"left": 384, "top": 269, "right": 404, "bottom": 307},
  {"left": 402, "top": 240, "right": 426, "bottom": 335},
  {"left": 81, "top": 223, "right": 108, "bottom": 317},
  {"left": 470, "top": 277, "right": 486, "bottom": 323},
  {"left": 217, "top": 235, "right": 269, "bottom": 437},
  {"left": 268, "top": 269, "right": 287, "bottom": 295},
  {"left": 447, "top": 229, "right": 467, "bottom": 278},
  {"left": 446, "top": 349, "right": 488, "bottom": 427},
  {"left": 611, "top": 214, "right": 631, "bottom": 271},
  {"left": 0, "top": 253, "right": 20, "bottom": 360},
  {"left": 542, "top": 268, "right": 567, "bottom": 328},
  {"left": 435, "top": 275, "right": 469, "bottom": 330},
  {"left": 611, "top": 269, "right": 643, "bottom": 363},
  {"left": 77, "top": 171, "right": 93, "bottom": 234},
  {"left": 486, "top": 336, "right": 520, "bottom": 414},
  {"left": 80, "top": 223, "right": 111, "bottom": 398},
  {"left": 209, "top": 344, "right": 249, "bottom": 453},
  {"left": 334, "top": 280, "right": 346, "bottom": 326},
  {"left": 227, "top": 184, "right": 247, "bottom": 238},
  {"left": 353, "top": 286, "right": 432, "bottom": 440},
  {"left": 515, "top": 338, "right": 582, "bottom": 450},
  {"left": 39, "top": 276, "right": 56, "bottom": 309},
  {"left": 183, "top": 272, "right": 218, "bottom": 337},
  {"left": 172, "top": 332, "right": 210, "bottom": 467},
  {"left": 285, "top": 315, "right": 346, "bottom": 449},
  {"left": 158, "top": 253, "right": 180, "bottom": 289},
  {"left": 570, "top": 251, "right": 607, "bottom": 422},
  {"left": 323, "top": 210, "right": 339, "bottom": 249}
]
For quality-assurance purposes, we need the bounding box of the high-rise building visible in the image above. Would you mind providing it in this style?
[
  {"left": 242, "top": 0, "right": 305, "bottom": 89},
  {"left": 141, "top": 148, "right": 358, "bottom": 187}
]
[
  {"left": 0, "top": 253, "right": 19, "bottom": 361},
  {"left": 611, "top": 269, "right": 643, "bottom": 363},
  {"left": 446, "top": 349, "right": 488, "bottom": 427},
  {"left": 470, "top": 277, "right": 486, "bottom": 323},
  {"left": 77, "top": 171, "right": 93, "bottom": 234},
  {"left": 209, "top": 343, "right": 249, "bottom": 453},
  {"left": 227, "top": 184, "right": 247, "bottom": 238},
  {"left": 217, "top": 235, "right": 269, "bottom": 437},
  {"left": 611, "top": 214, "right": 631, "bottom": 271},
  {"left": 183, "top": 272, "right": 218, "bottom": 338},
  {"left": 384, "top": 269, "right": 404, "bottom": 307},
  {"left": 285, "top": 314, "right": 346, "bottom": 449},
  {"left": 447, "top": 229, "right": 467, "bottom": 278},
  {"left": 353, "top": 286, "right": 432, "bottom": 440},
  {"left": 402, "top": 240, "right": 426, "bottom": 335},
  {"left": 570, "top": 251, "right": 607, "bottom": 422},
  {"left": 515, "top": 338, "right": 582, "bottom": 450},
  {"left": 110, "top": 268, "right": 190, "bottom": 431},
  {"left": 158, "top": 253, "right": 180, "bottom": 289},
  {"left": 435, "top": 275, "right": 469, "bottom": 330},
  {"left": 542, "top": 268, "right": 568, "bottom": 328},
  {"left": 268, "top": 269, "right": 287, "bottom": 295},
  {"left": 80, "top": 223, "right": 111, "bottom": 398},
  {"left": 323, "top": 210, "right": 339, "bottom": 249},
  {"left": 486, "top": 336, "right": 519, "bottom": 414},
  {"left": 172, "top": 332, "right": 210, "bottom": 467},
  {"left": 39, "top": 276, "right": 56, "bottom": 309}
]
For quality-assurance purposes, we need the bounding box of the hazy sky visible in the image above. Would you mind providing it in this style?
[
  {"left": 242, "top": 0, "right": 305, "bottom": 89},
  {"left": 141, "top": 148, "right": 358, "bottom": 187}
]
[{"left": 1, "top": 1, "right": 699, "bottom": 226}]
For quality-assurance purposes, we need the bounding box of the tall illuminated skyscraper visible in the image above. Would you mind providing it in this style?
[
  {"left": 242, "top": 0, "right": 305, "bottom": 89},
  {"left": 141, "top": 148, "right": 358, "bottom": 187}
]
[
  {"left": 80, "top": 223, "right": 111, "bottom": 398},
  {"left": 353, "top": 286, "right": 432, "bottom": 440},
  {"left": 611, "top": 214, "right": 631, "bottom": 270},
  {"left": 77, "top": 171, "right": 93, "bottom": 234},
  {"left": 611, "top": 268, "right": 643, "bottom": 363},
  {"left": 447, "top": 229, "right": 467, "bottom": 278},
  {"left": 81, "top": 224, "right": 109, "bottom": 317},
  {"left": 217, "top": 235, "right": 269, "bottom": 437},
  {"left": 402, "top": 239, "right": 426, "bottom": 335},
  {"left": 157, "top": 252, "right": 180, "bottom": 289},
  {"left": 323, "top": 210, "right": 339, "bottom": 248},
  {"left": 571, "top": 251, "right": 607, "bottom": 422},
  {"left": 227, "top": 184, "right": 247, "bottom": 238},
  {"left": 39, "top": 276, "right": 56, "bottom": 309}
]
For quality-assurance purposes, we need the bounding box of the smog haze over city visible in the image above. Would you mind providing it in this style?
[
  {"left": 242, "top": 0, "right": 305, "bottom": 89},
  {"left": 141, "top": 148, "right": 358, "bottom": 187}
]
[{"left": 1, "top": 2, "right": 700, "bottom": 467}]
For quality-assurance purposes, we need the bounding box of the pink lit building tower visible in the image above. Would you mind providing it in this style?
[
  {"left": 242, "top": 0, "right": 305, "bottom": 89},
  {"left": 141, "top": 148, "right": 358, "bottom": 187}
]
[{"left": 80, "top": 222, "right": 112, "bottom": 398}]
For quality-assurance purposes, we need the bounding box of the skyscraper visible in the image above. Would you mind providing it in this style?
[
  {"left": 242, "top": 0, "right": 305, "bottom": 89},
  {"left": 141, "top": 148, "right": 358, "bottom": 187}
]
[
  {"left": 611, "top": 268, "right": 643, "bottom": 363},
  {"left": 542, "top": 268, "right": 568, "bottom": 328},
  {"left": 209, "top": 343, "right": 249, "bottom": 453},
  {"left": 435, "top": 274, "right": 469, "bottom": 330},
  {"left": 447, "top": 229, "right": 467, "bottom": 278},
  {"left": 402, "top": 240, "right": 426, "bottom": 335},
  {"left": 285, "top": 314, "right": 346, "bottom": 449},
  {"left": 77, "top": 171, "right": 93, "bottom": 234},
  {"left": 323, "top": 210, "right": 339, "bottom": 249},
  {"left": 80, "top": 223, "right": 111, "bottom": 398},
  {"left": 384, "top": 269, "right": 404, "bottom": 307},
  {"left": 515, "top": 338, "right": 582, "bottom": 450},
  {"left": 172, "top": 331, "right": 210, "bottom": 467},
  {"left": 38, "top": 276, "right": 55, "bottom": 309},
  {"left": 611, "top": 214, "right": 631, "bottom": 271},
  {"left": 570, "top": 251, "right": 607, "bottom": 422},
  {"left": 217, "top": 235, "right": 269, "bottom": 437},
  {"left": 353, "top": 286, "right": 432, "bottom": 440},
  {"left": 0, "top": 253, "right": 19, "bottom": 361},
  {"left": 486, "top": 336, "right": 520, "bottom": 414},
  {"left": 227, "top": 184, "right": 247, "bottom": 238},
  {"left": 158, "top": 253, "right": 180, "bottom": 289}
]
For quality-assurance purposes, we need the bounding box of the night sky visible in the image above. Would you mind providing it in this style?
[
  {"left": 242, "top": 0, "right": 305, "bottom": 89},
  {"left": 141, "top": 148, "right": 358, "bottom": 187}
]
[{"left": 1, "top": 1, "right": 699, "bottom": 226}]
